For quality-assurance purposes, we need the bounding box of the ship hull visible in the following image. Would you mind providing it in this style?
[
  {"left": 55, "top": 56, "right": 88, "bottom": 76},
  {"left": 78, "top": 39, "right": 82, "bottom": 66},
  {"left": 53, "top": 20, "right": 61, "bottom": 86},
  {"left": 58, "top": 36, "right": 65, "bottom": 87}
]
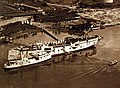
[
  {"left": 4, "top": 53, "right": 52, "bottom": 69},
  {"left": 4, "top": 58, "right": 51, "bottom": 70},
  {"left": 4, "top": 35, "right": 101, "bottom": 69},
  {"left": 49, "top": 37, "right": 99, "bottom": 55}
]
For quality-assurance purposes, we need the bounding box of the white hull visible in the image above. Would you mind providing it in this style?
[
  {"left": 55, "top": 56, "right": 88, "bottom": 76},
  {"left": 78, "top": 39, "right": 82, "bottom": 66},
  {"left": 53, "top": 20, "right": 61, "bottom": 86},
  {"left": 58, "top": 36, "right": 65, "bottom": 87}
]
[
  {"left": 4, "top": 35, "right": 101, "bottom": 69},
  {"left": 42, "top": 37, "right": 99, "bottom": 55},
  {"left": 4, "top": 52, "right": 52, "bottom": 69}
]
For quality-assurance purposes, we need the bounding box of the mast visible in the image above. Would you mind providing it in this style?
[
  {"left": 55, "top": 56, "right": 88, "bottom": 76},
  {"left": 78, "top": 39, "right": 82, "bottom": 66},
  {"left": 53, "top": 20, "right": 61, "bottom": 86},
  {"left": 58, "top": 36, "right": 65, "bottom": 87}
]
[{"left": 19, "top": 46, "right": 24, "bottom": 60}]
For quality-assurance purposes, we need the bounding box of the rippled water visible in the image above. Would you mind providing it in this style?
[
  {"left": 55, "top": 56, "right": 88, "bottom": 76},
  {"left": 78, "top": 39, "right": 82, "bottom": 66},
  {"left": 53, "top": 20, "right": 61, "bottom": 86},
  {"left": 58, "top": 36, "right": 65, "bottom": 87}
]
[
  {"left": 1, "top": 26, "right": 120, "bottom": 88},
  {"left": 1, "top": 5, "right": 120, "bottom": 87},
  {"left": 1, "top": 43, "right": 120, "bottom": 88}
]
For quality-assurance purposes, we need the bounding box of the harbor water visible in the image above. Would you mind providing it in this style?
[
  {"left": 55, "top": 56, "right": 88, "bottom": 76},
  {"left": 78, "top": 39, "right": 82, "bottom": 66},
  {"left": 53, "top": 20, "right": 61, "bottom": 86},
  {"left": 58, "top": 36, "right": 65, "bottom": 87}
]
[
  {"left": 1, "top": 25, "right": 120, "bottom": 88},
  {"left": 1, "top": 1, "right": 120, "bottom": 88}
]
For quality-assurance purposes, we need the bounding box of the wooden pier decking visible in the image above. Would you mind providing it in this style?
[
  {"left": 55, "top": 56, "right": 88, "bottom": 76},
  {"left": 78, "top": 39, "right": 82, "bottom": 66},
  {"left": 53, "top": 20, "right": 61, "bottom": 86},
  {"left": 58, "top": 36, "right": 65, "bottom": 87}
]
[{"left": 32, "top": 22, "right": 60, "bottom": 41}]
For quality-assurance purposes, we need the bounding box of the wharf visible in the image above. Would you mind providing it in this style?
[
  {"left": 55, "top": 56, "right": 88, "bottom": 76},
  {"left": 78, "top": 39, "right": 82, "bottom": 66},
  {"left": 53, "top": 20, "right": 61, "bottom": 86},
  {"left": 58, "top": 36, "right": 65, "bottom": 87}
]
[{"left": 32, "top": 22, "right": 60, "bottom": 41}]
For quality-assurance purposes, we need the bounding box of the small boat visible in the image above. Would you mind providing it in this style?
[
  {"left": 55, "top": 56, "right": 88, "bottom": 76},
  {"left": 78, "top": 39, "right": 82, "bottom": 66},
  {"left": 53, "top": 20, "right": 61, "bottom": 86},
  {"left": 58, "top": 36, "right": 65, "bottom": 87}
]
[{"left": 108, "top": 60, "right": 118, "bottom": 66}]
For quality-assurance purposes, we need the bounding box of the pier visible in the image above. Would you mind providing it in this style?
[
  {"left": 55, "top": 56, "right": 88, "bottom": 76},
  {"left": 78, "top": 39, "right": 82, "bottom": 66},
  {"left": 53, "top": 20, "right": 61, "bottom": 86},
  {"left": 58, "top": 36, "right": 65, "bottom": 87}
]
[
  {"left": 43, "top": 28, "right": 60, "bottom": 41},
  {"left": 32, "top": 22, "right": 60, "bottom": 41}
]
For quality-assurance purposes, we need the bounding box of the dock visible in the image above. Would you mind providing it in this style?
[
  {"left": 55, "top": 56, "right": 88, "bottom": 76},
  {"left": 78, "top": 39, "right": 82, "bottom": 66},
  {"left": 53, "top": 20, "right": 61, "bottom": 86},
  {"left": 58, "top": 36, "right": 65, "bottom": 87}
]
[
  {"left": 32, "top": 22, "right": 60, "bottom": 41},
  {"left": 43, "top": 28, "right": 60, "bottom": 41}
]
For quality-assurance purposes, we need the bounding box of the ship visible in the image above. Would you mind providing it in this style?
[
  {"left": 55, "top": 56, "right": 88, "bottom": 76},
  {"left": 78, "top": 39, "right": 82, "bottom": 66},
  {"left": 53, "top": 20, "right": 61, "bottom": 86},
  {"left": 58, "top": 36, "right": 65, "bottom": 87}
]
[
  {"left": 4, "top": 49, "right": 52, "bottom": 69},
  {"left": 4, "top": 35, "right": 102, "bottom": 69},
  {"left": 30, "top": 35, "right": 102, "bottom": 55}
]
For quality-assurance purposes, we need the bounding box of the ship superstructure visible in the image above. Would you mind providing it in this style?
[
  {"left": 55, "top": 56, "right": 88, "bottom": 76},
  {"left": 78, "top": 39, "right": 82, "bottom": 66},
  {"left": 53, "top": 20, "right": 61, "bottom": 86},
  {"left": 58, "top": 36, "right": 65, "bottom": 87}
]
[
  {"left": 4, "top": 35, "right": 102, "bottom": 69},
  {"left": 4, "top": 49, "right": 52, "bottom": 69},
  {"left": 30, "top": 35, "right": 101, "bottom": 55}
]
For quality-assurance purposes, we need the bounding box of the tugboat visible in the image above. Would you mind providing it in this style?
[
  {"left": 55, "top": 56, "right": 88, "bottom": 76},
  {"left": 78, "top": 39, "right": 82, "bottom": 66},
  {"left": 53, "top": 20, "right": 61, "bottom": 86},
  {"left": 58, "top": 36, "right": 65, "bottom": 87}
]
[
  {"left": 4, "top": 35, "right": 102, "bottom": 69},
  {"left": 4, "top": 48, "right": 52, "bottom": 69}
]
